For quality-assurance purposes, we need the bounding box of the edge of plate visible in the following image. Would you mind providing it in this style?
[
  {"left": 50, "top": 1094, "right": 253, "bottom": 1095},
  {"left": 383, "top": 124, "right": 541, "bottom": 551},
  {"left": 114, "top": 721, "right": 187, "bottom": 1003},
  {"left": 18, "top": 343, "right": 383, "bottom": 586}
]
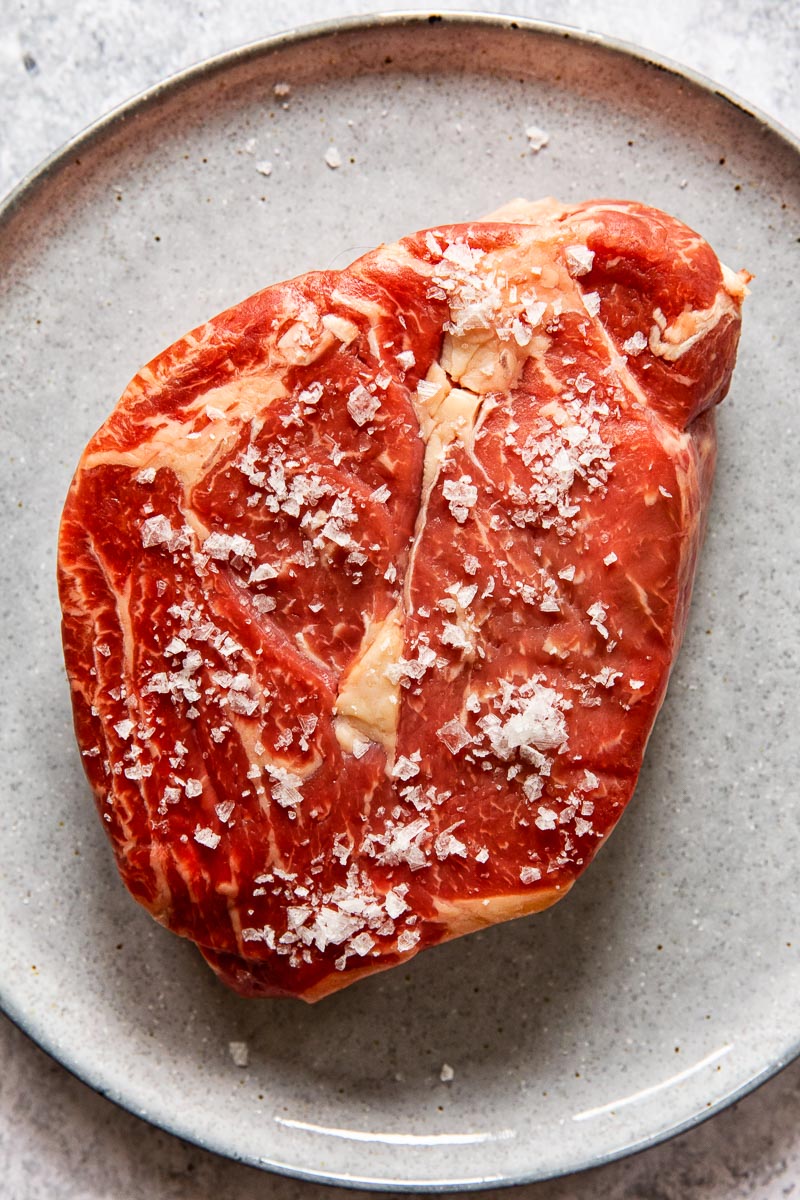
[
  {"left": 2, "top": 9, "right": 799, "bottom": 1192},
  {"left": 1, "top": 7, "right": 798, "bottom": 227}
]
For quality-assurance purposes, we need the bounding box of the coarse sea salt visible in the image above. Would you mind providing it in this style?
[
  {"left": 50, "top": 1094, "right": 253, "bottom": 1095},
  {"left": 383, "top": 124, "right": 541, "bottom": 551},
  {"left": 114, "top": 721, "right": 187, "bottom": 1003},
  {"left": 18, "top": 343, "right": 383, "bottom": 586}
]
[
  {"left": 228, "top": 1041, "right": 249, "bottom": 1067},
  {"left": 564, "top": 244, "right": 595, "bottom": 277},
  {"left": 194, "top": 826, "right": 220, "bottom": 849},
  {"left": 525, "top": 125, "right": 549, "bottom": 152}
]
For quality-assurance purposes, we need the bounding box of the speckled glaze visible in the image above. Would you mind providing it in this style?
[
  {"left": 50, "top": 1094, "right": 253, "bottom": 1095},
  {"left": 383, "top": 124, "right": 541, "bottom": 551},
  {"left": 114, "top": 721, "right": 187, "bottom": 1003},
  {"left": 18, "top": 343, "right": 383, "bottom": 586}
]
[{"left": 1, "top": 13, "right": 798, "bottom": 1190}]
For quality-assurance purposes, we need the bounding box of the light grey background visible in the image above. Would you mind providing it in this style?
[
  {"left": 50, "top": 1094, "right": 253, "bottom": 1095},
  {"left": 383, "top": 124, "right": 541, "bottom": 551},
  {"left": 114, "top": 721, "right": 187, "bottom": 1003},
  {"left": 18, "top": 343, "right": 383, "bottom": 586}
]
[{"left": 2, "top": 2, "right": 799, "bottom": 1197}]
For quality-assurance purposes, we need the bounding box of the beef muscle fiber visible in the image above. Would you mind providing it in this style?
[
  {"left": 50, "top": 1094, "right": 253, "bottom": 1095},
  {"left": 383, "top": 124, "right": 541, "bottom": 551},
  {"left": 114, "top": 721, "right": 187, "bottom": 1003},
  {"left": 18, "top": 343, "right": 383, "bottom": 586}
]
[{"left": 58, "top": 198, "right": 748, "bottom": 1001}]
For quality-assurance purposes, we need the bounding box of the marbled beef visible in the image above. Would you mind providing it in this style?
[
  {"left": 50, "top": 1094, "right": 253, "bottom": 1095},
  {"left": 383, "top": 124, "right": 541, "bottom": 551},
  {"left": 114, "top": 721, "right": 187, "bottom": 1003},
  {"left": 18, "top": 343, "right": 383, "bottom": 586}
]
[{"left": 58, "top": 198, "right": 748, "bottom": 1000}]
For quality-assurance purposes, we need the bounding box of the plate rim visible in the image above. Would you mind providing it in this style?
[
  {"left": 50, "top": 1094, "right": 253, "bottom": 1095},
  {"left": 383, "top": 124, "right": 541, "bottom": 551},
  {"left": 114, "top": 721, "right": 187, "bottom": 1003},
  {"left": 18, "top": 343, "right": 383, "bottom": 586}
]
[
  {"left": 2, "top": 7, "right": 799, "bottom": 225},
  {"left": 2, "top": 9, "right": 799, "bottom": 1191}
]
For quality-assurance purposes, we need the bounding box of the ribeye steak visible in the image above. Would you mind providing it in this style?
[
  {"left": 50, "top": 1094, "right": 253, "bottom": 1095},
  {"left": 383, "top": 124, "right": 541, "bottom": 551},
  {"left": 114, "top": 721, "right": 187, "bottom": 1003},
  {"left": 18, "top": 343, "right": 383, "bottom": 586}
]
[{"left": 58, "top": 198, "right": 747, "bottom": 1000}]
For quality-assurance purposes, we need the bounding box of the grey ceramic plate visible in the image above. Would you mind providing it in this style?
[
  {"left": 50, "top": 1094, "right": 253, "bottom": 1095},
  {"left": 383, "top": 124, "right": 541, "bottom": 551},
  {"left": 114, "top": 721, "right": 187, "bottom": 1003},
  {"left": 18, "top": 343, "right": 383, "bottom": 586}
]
[{"left": 1, "top": 11, "right": 799, "bottom": 1191}]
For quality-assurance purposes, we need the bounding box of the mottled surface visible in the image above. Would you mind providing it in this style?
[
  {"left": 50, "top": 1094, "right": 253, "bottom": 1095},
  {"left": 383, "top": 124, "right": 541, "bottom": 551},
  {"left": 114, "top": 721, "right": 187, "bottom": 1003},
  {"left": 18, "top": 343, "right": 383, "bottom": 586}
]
[{"left": 2, "top": 0, "right": 800, "bottom": 1197}]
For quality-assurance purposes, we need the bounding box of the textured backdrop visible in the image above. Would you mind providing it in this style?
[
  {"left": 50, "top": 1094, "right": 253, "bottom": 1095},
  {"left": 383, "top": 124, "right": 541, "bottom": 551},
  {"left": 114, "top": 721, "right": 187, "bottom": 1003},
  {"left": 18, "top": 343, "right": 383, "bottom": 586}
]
[{"left": 2, "top": 2, "right": 799, "bottom": 1197}]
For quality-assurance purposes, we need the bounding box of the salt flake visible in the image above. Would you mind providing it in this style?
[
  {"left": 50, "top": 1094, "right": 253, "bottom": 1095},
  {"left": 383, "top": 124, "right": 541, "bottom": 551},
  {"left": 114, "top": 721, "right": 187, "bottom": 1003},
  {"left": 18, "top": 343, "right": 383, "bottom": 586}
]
[
  {"left": 442, "top": 475, "right": 478, "bottom": 523},
  {"left": 228, "top": 1041, "right": 249, "bottom": 1067},
  {"left": 564, "top": 244, "right": 595, "bottom": 277},
  {"left": 525, "top": 125, "right": 549, "bottom": 152},
  {"left": 347, "top": 384, "right": 381, "bottom": 427},
  {"left": 622, "top": 330, "right": 647, "bottom": 356},
  {"left": 194, "top": 826, "right": 220, "bottom": 849},
  {"left": 436, "top": 719, "right": 473, "bottom": 754},
  {"left": 397, "top": 929, "right": 420, "bottom": 953}
]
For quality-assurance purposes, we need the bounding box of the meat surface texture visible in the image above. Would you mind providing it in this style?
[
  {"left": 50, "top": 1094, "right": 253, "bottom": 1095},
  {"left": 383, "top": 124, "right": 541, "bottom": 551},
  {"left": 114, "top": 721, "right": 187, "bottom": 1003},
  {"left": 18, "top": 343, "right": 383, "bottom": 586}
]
[{"left": 58, "top": 198, "right": 747, "bottom": 1001}]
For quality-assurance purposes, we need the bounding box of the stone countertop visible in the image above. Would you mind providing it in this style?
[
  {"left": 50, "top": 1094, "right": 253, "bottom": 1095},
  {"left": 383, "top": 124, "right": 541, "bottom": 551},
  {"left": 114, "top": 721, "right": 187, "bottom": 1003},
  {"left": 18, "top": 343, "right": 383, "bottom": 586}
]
[{"left": 2, "top": 1, "right": 798, "bottom": 1197}]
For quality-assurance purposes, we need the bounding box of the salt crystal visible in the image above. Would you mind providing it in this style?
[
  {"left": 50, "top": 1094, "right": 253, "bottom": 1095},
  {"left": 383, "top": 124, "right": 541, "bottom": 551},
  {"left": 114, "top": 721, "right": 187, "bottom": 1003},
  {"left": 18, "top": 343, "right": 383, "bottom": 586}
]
[
  {"left": 392, "top": 755, "right": 421, "bottom": 781},
  {"left": 253, "top": 595, "right": 277, "bottom": 614},
  {"left": 587, "top": 601, "right": 609, "bottom": 639},
  {"left": 440, "top": 1062, "right": 455, "bottom": 1082},
  {"left": 434, "top": 829, "right": 467, "bottom": 861},
  {"left": 385, "top": 887, "right": 409, "bottom": 919},
  {"left": 603, "top": 552, "right": 618, "bottom": 566},
  {"left": 396, "top": 350, "right": 416, "bottom": 370},
  {"left": 525, "top": 299, "right": 547, "bottom": 328},
  {"left": 228, "top": 1041, "right": 249, "bottom": 1067},
  {"left": 324, "top": 145, "right": 342, "bottom": 170},
  {"left": 249, "top": 562, "right": 278, "bottom": 583},
  {"left": 347, "top": 383, "right": 381, "bottom": 427},
  {"left": 442, "top": 475, "right": 478, "bottom": 523},
  {"left": 523, "top": 775, "right": 544, "bottom": 802},
  {"left": 193, "top": 826, "right": 220, "bottom": 849},
  {"left": 351, "top": 736, "right": 371, "bottom": 760},
  {"left": 564, "top": 244, "right": 595, "bottom": 277},
  {"left": 256, "top": 161, "right": 273, "bottom": 177},
  {"left": 228, "top": 692, "right": 258, "bottom": 716},
  {"left": 203, "top": 531, "right": 255, "bottom": 561},
  {"left": 622, "top": 330, "right": 647, "bottom": 356},
  {"left": 525, "top": 125, "right": 549, "bottom": 152},
  {"left": 520, "top": 865, "right": 542, "bottom": 883},
  {"left": 141, "top": 514, "right": 191, "bottom": 553},
  {"left": 436, "top": 718, "right": 473, "bottom": 754},
  {"left": 534, "top": 807, "right": 557, "bottom": 831},
  {"left": 442, "top": 239, "right": 484, "bottom": 271},
  {"left": 593, "top": 667, "right": 621, "bottom": 688},
  {"left": 425, "top": 231, "right": 442, "bottom": 257},
  {"left": 351, "top": 932, "right": 375, "bottom": 957},
  {"left": 440, "top": 623, "right": 472, "bottom": 653},
  {"left": 123, "top": 762, "right": 153, "bottom": 781},
  {"left": 265, "top": 765, "right": 304, "bottom": 808}
]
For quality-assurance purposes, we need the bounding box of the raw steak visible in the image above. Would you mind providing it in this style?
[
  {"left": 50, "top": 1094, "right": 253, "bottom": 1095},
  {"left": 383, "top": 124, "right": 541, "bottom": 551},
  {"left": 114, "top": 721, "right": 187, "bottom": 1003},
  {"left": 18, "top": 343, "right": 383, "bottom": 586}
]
[{"left": 58, "top": 198, "right": 748, "bottom": 1001}]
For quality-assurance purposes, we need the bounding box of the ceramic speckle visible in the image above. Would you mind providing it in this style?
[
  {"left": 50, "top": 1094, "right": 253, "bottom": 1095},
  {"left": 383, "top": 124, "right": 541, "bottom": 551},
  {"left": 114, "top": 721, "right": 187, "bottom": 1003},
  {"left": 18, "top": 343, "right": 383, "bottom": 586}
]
[{"left": 1, "top": 13, "right": 799, "bottom": 1190}]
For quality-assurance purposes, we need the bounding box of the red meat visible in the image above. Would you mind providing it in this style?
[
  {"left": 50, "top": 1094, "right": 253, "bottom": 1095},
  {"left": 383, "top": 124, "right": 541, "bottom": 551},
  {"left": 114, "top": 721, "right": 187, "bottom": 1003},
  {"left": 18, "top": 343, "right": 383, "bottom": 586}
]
[{"left": 58, "top": 198, "right": 747, "bottom": 1000}]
